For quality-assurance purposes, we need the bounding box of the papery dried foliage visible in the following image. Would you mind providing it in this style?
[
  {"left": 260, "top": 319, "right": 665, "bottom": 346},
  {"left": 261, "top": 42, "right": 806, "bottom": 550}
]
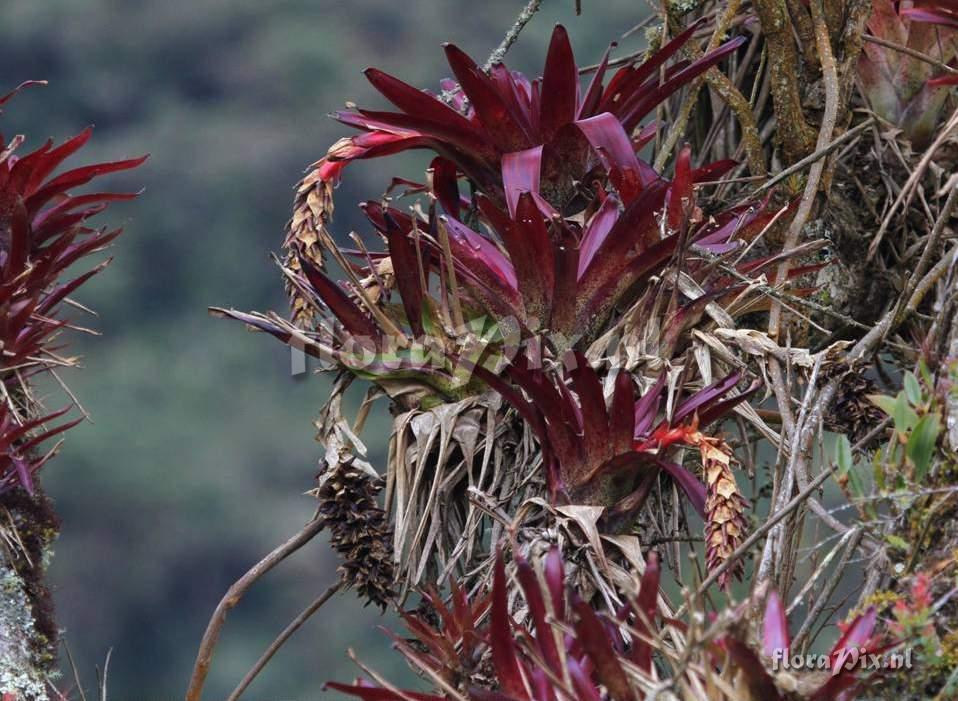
[{"left": 385, "top": 392, "right": 535, "bottom": 593}]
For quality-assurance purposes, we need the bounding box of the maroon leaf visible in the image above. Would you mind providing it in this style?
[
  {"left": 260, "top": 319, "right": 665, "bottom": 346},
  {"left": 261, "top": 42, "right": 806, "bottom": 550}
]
[
  {"left": 575, "top": 113, "right": 650, "bottom": 201},
  {"left": 667, "top": 145, "right": 693, "bottom": 231},
  {"left": 724, "top": 639, "right": 785, "bottom": 701},
  {"left": 539, "top": 25, "right": 579, "bottom": 142},
  {"left": 383, "top": 211, "right": 425, "bottom": 336},
  {"left": 364, "top": 67, "right": 482, "bottom": 136},
  {"left": 672, "top": 372, "right": 742, "bottom": 424},
  {"left": 618, "top": 37, "right": 747, "bottom": 131},
  {"left": 444, "top": 43, "right": 532, "bottom": 152},
  {"left": 502, "top": 146, "right": 542, "bottom": 217},
  {"left": 829, "top": 606, "right": 877, "bottom": 661},
  {"left": 763, "top": 590, "right": 790, "bottom": 658},
  {"left": 491, "top": 555, "right": 529, "bottom": 700},
  {"left": 578, "top": 43, "right": 615, "bottom": 119},
  {"left": 544, "top": 547, "right": 565, "bottom": 622},
  {"left": 902, "top": 7, "right": 958, "bottom": 28},
  {"left": 656, "top": 460, "right": 707, "bottom": 517},
  {"left": 298, "top": 256, "right": 382, "bottom": 343},
  {"left": 630, "top": 550, "right": 659, "bottom": 672},
  {"left": 566, "top": 658, "right": 603, "bottom": 701},
  {"left": 571, "top": 594, "right": 634, "bottom": 701},
  {"left": 576, "top": 193, "right": 620, "bottom": 279},
  {"left": 324, "top": 681, "right": 444, "bottom": 701},
  {"left": 485, "top": 193, "right": 554, "bottom": 327},
  {"left": 598, "top": 20, "right": 704, "bottom": 114},
  {"left": 609, "top": 370, "right": 636, "bottom": 455},
  {"left": 515, "top": 555, "right": 562, "bottom": 676},
  {"left": 25, "top": 155, "right": 148, "bottom": 215},
  {"left": 430, "top": 156, "right": 462, "bottom": 218}
]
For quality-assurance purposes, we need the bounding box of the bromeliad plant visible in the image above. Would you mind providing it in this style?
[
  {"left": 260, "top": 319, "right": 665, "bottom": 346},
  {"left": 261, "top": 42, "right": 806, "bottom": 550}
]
[
  {"left": 213, "top": 1, "right": 791, "bottom": 604},
  {"left": 470, "top": 351, "right": 756, "bottom": 584},
  {"left": 327, "top": 551, "right": 885, "bottom": 701},
  {"left": 0, "top": 82, "right": 145, "bottom": 493},
  {"left": 859, "top": 0, "right": 958, "bottom": 145},
  {"left": 0, "top": 81, "right": 143, "bottom": 694},
  {"left": 217, "top": 143, "right": 778, "bottom": 405},
  {"left": 279, "top": 21, "right": 747, "bottom": 331}
]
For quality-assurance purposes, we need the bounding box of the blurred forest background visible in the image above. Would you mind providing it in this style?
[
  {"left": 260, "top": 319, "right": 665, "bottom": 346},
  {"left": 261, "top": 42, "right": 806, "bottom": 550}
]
[{"left": 1, "top": 1, "right": 650, "bottom": 697}]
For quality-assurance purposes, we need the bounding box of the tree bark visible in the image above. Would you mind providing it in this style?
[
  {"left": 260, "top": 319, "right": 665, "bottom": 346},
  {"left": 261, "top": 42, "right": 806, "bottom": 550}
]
[{"left": 0, "top": 489, "right": 59, "bottom": 701}]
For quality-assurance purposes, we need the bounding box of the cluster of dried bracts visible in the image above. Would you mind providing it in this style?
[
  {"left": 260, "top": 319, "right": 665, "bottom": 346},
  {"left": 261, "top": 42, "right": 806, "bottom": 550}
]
[{"left": 206, "top": 0, "right": 958, "bottom": 699}]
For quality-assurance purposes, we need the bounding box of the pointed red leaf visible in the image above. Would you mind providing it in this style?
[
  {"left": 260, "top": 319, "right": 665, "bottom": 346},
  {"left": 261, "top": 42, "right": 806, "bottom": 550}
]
[
  {"left": 656, "top": 460, "right": 706, "bottom": 516},
  {"left": 502, "top": 146, "right": 542, "bottom": 217},
  {"left": 571, "top": 594, "right": 634, "bottom": 701},
  {"left": 672, "top": 371, "right": 742, "bottom": 424},
  {"left": 631, "top": 550, "right": 659, "bottom": 672},
  {"left": 484, "top": 193, "right": 554, "bottom": 327},
  {"left": 539, "top": 25, "right": 579, "bottom": 141},
  {"left": 575, "top": 113, "right": 650, "bottom": 201},
  {"left": 25, "top": 154, "right": 149, "bottom": 215},
  {"left": 579, "top": 43, "right": 615, "bottom": 119},
  {"left": 577, "top": 193, "right": 620, "bottom": 279},
  {"left": 429, "top": 156, "right": 461, "bottom": 218},
  {"left": 609, "top": 370, "right": 636, "bottom": 454},
  {"left": 383, "top": 211, "right": 425, "bottom": 336},
  {"left": 619, "top": 37, "right": 747, "bottom": 131},
  {"left": 763, "top": 590, "right": 790, "bottom": 658},
  {"left": 515, "top": 555, "right": 562, "bottom": 675},
  {"left": 364, "top": 67, "right": 482, "bottom": 135},
  {"left": 667, "top": 145, "right": 693, "bottom": 231},
  {"left": 444, "top": 43, "right": 532, "bottom": 152},
  {"left": 298, "top": 257, "right": 381, "bottom": 342},
  {"left": 491, "top": 555, "right": 529, "bottom": 700},
  {"left": 324, "top": 681, "right": 444, "bottom": 701}
]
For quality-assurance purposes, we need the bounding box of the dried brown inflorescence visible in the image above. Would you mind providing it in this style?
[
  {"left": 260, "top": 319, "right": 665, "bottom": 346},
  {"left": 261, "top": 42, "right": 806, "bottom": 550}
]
[{"left": 315, "top": 460, "right": 396, "bottom": 609}]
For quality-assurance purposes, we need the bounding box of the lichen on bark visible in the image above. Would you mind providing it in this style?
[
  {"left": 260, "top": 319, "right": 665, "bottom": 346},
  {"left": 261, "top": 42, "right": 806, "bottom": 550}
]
[{"left": 0, "top": 488, "right": 60, "bottom": 701}]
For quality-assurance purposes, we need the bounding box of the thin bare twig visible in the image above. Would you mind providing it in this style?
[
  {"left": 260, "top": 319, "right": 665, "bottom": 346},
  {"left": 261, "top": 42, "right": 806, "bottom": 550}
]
[
  {"left": 864, "top": 34, "right": 958, "bottom": 77},
  {"left": 227, "top": 581, "right": 342, "bottom": 701},
  {"left": 483, "top": 0, "right": 544, "bottom": 70},
  {"left": 750, "top": 118, "right": 874, "bottom": 198},
  {"left": 869, "top": 107, "right": 958, "bottom": 259},
  {"left": 185, "top": 517, "right": 325, "bottom": 701}
]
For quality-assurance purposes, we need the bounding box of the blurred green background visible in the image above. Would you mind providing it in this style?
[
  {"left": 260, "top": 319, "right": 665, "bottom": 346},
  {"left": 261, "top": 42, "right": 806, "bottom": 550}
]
[{"left": 0, "top": 1, "right": 650, "bottom": 698}]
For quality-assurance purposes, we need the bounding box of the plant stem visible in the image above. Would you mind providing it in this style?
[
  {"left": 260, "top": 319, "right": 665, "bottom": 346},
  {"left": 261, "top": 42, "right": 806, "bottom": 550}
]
[
  {"left": 227, "top": 581, "right": 342, "bottom": 701},
  {"left": 185, "top": 517, "right": 324, "bottom": 701},
  {"left": 484, "top": 0, "right": 544, "bottom": 71}
]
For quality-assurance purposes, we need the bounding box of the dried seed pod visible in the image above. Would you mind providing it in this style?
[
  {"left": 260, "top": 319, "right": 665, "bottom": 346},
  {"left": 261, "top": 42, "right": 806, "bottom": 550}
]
[
  {"left": 315, "top": 459, "right": 396, "bottom": 609},
  {"left": 826, "top": 368, "right": 885, "bottom": 446}
]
